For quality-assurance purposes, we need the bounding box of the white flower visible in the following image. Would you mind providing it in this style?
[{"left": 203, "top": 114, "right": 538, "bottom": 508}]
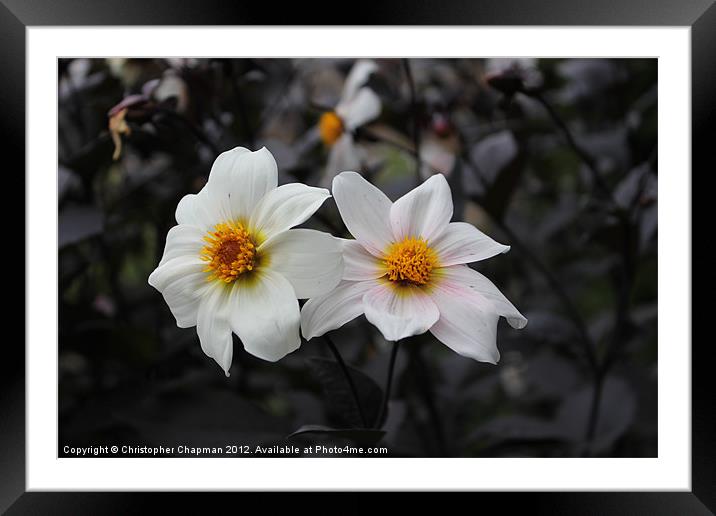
[
  {"left": 484, "top": 58, "right": 543, "bottom": 91},
  {"left": 318, "top": 60, "right": 381, "bottom": 186},
  {"left": 419, "top": 134, "right": 457, "bottom": 180},
  {"left": 301, "top": 172, "right": 527, "bottom": 364},
  {"left": 148, "top": 147, "right": 344, "bottom": 375}
]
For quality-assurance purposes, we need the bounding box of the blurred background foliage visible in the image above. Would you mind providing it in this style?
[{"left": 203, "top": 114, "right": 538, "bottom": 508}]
[{"left": 58, "top": 58, "right": 657, "bottom": 457}]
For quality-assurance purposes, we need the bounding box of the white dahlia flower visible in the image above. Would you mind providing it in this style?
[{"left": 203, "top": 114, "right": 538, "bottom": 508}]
[
  {"left": 301, "top": 172, "right": 526, "bottom": 364},
  {"left": 318, "top": 59, "right": 381, "bottom": 186},
  {"left": 149, "top": 147, "right": 343, "bottom": 375}
]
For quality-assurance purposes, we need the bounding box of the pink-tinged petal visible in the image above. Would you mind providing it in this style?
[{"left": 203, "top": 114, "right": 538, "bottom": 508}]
[
  {"left": 300, "top": 280, "right": 377, "bottom": 340},
  {"left": 432, "top": 222, "right": 510, "bottom": 266},
  {"left": 228, "top": 270, "right": 301, "bottom": 362},
  {"left": 196, "top": 283, "right": 234, "bottom": 376},
  {"left": 362, "top": 283, "right": 440, "bottom": 341},
  {"left": 342, "top": 239, "right": 385, "bottom": 281},
  {"left": 390, "top": 173, "right": 452, "bottom": 243},
  {"left": 260, "top": 229, "right": 344, "bottom": 299},
  {"left": 434, "top": 265, "right": 527, "bottom": 329},
  {"left": 332, "top": 171, "right": 394, "bottom": 257},
  {"left": 429, "top": 285, "right": 501, "bottom": 364}
]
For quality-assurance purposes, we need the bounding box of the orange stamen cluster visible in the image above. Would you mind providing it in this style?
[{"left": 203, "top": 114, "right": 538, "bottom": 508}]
[
  {"left": 384, "top": 237, "right": 438, "bottom": 286},
  {"left": 319, "top": 111, "right": 344, "bottom": 146},
  {"left": 200, "top": 222, "right": 257, "bottom": 283}
]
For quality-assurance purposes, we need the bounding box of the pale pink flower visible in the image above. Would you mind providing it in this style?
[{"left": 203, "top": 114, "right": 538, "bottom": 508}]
[{"left": 301, "top": 172, "right": 526, "bottom": 364}]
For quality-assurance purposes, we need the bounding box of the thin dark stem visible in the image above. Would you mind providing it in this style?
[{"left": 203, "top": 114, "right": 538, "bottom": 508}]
[
  {"left": 462, "top": 146, "right": 598, "bottom": 370},
  {"left": 256, "top": 65, "right": 297, "bottom": 133},
  {"left": 229, "top": 65, "right": 256, "bottom": 148},
  {"left": 323, "top": 335, "right": 368, "bottom": 428},
  {"left": 403, "top": 58, "right": 422, "bottom": 187},
  {"left": 488, "top": 214, "right": 599, "bottom": 371},
  {"left": 155, "top": 108, "right": 220, "bottom": 155},
  {"left": 469, "top": 88, "right": 637, "bottom": 455},
  {"left": 585, "top": 217, "right": 635, "bottom": 450},
  {"left": 526, "top": 90, "right": 614, "bottom": 202},
  {"left": 376, "top": 341, "right": 400, "bottom": 429},
  {"left": 411, "top": 345, "right": 447, "bottom": 455},
  {"left": 584, "top": 369, "right": 605, "bottom": 455}
]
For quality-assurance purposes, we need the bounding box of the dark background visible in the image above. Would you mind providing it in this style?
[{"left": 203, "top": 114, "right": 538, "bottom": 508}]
[{"left": 58, "top": 57, "right": 657, "bottom": 458}]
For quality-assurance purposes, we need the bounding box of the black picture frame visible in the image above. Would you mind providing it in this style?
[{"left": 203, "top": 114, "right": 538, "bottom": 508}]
[{"left": 5, "top": 0, "right": 710, "bottom": 512}]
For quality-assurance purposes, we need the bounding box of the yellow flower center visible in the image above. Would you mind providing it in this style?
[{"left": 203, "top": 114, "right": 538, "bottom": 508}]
[
  {"left": 384, "top": 237, "right": 438, "bottom": 286},
  {"left": 319, "top": 111, "right": 344, "bottom": 146},
  {"left": 200, "top": 221, "right": 258, "bottom": 283}
]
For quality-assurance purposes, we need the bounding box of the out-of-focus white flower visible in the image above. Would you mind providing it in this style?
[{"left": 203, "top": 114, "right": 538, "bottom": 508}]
[
  {"left": 165, "top": 58, "right": 200, "bottom": 69},
  {"left": 153, "top": 70, "right": 190, "bottom": 113},
  {"left": 149, "top": 147, "right": 344, "bottom": 375},
  {"left": 419, "top": 133, "right": 458, "bottom": 180},
  {"left": 484, "top": 58, "right": 543, "bottom": 93},
  {"left": 106, "top": 58, "right": 128, "bottom": 78},
  {"left": 318, "top": 60, "right": 381, "bottom": 186},
  {"left": 301, "top": 172, "right": 526, "bottom": 364},
  {"left": 59, "top": 59, "right": 92, "bottom": 99}
]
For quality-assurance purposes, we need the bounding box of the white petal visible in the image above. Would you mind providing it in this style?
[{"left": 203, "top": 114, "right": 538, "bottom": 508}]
[
  {"left": 202, "top": 147, "right": 250, "bottom": 223},
  {"left": 362, "top": 283, "right": 439, "bottom": 341},
  {"left": 340, "top": 59, "right": 378, "bottom": 103},
  {"left": 433, "top": 222, "right": 510, "bottom": 266},
  {"left": 175, "top": 193, "right": 198, "bottom": 225},
  {"left": 260, "top": 229, "right": 344, "bottom": 299},
  {"left": 228, "top": 147, "right": 278, "bottom": 219},
  {"left": 429, "top": 284, "right": 501, "bottom": 364},
  {"left": 206, "top": 146, "right": 251, "bottom": 186},
  {"left": 300, "top": 279, "right": 376, "bottom": 340},
  {"left": 205, "top": 146, "right": 278, "bottom": 222},
  {"left": 342, "top": 239, "right": 385, "bottom": 280},
  {"left": 321, "top": 133, "right": 361, "bottom": 188},
  {"left": 157, "top": 224, "right": 205, "bottom": 267},
  {"left": 336, "top": 87, "right": 381, "bottom": 130},
  {"left": 435, "top": 264, "right": 527, "bottom": 329},
  {"left": 229, "top": 270, "right": 301, "bottom": 362},
  {"left": 390, "top": 173, "right": 453, "bottom": 243},
  {"left": 250, "top": 183, "right": 330, "bottom": 239},
  {"left": 196, "top": 283, "right": 234, "bottom": 375},
  {"left": 174, "top": 190, "right": 221, "bottom": 230},
  {"left": 148, "top": 255, "right": 209, "bottom": 328},
  {"left": 332, "top": 171, "right": 394, "bottom": 257}
]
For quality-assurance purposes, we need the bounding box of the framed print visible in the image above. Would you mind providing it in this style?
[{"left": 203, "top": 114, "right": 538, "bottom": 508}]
[{"left": 5, "top": 0, "right": 712, "bottom": 512}]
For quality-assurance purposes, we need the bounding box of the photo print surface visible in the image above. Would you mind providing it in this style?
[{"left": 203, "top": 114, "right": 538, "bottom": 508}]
[{"left": 58, "top": 58, "right": 657, "bottom": 458}]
